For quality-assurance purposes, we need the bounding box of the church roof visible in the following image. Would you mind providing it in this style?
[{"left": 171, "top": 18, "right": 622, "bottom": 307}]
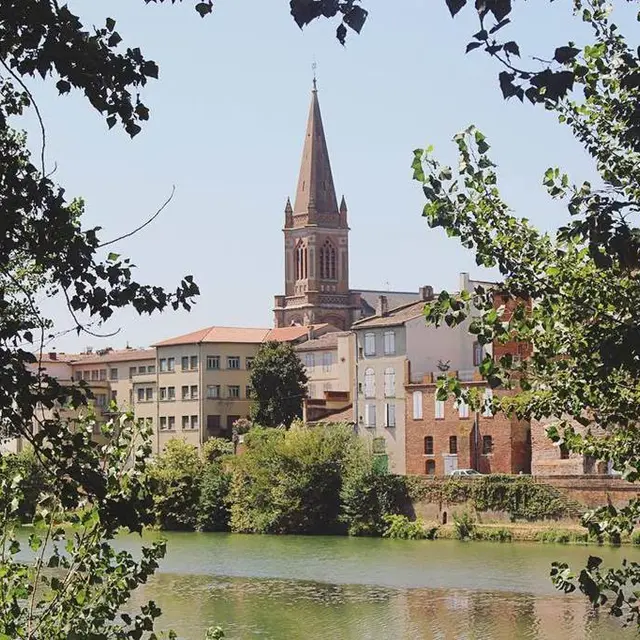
[{"left": 293, "top": 86, "right": 338, "bottom": 217}]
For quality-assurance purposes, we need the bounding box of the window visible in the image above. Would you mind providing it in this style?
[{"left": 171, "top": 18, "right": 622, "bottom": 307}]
[
  {"left": 412, "top": 391, "right": 423, "bottom": 419},
  {"left": 457, "top": 399, "right": 470, "bottom": 419},
  {"left": 109, "top": 368, "right": 118, "bottom": 381},
  {"left": 246, "top": 357, "right": 254, "bottom": 370},
  {"left": 206, "top": 385, "right": 220, "bottom": 399},
  {"left": 148, "top": 364, "right": 156, "bottom": 374},
  {"left": 424, "top": 436, "right": 434, "bottom": 455},
  {"left": 138, "top": 366, "right": 147, "bottom": 374},
  {"left": 246, "top": 386, "right": 252, "bottom": 399},
  {"left": 365, "top": 403, "right": 376, "bottom": 427},
  {"left": 559, "top": 443, "right": 570, "bottom": 460},
  {"left": 191, "top": 415, "right": 199, "bottom": 430},
  {"left": 145, "top": 387, "right": 153, "bottom": 401},
  {"left": 91, "top": 370, "right": 99, "bottom": 381},
  {"left": 385, "top": 402, "right": 396, "bottom": 427},
  {"left": 473, "top": 341, "right": 484, "bottom": 367},
  {"left": 227, "top": 415, "right": 240, "bottom": 430},
  {"left": 482, "top": 435, "right": 493, "bottom": 455},
  {"left": 190, "top": 355, "right": 198, "bottom": 370},
  {"left": 383, "top": 367, "right": 395, "bottom": 397},
  {"left": 482, "top": 388, "right": 493, "bottom": 417},
  {"left": 190, "top": 385, "right": 198, "bottom": 399},
  {"left": 82, "top": 370, "right": 90, "bottom": 381},
  {"left": 168, "top": 386, "right": 175, "bottom": 400},
  {"left": 319, "top": 239, "right": 337, "bottom": 280},
  {"left": 383, "top": 331, "right": 396, "bottom": 355},
  {"left": 322, "top": 352, "right": 332, "bottom": 372},
  {"left": 99, "top": 369, "right": 107, "bottom": 381},
  {"left": 137, "top": 388, "right": 145, "bottom": 402},
  {"left": 159, "top": 416, "right": 168, "bottom": 430},
  {"left": 364, "top": 368, "right": 375, "bottom": 398},
  {"left": 129, "top": 366, "right": 137, "bottom": 378},
  {"left": 146, "top": 417, "right": 153, "bottom": 428},
  {"left": 110, "top": 390, "right": 118, "bottom": 402},
  {"left": 435, "top": 398, "right": 445, "bottom": 419},
  {"left": 159, "top": 387, "right": 167, "bottom": 401},
  {"left": 227, "top": 356, "right": 240, "bottom": 369},
  {"left": 207, "top": 415, "right": 221, "bottom": 431},
  {"left": 364, "top": 332, "right": 376, "bottom": 356},
  {"left": 168, "top": 416, "right": 176, "bottom": 430},
  {"left": 167, "top": 358, "right": 175, "bottom": 372},
  {"left": 159, "top": 359, "right": 167, "bottom": 372},
  {"left": 425, "top": 460, "right": 436, "bottom": 475},
  {"left": 181, "top": 385, "right": 189, "bottom": 400},
  {"left": 295, "top": 240, "right": 308, "bottom": 281},
  {"left": 182, "top": 415, "right": 190, "bottom": 430},
  {"left": 449, "top": 436, "right": 458, "bottom": 455},
  {"left": 228, "top": 385, "right": 240, "bottom": 398},
  {"left": 308, "top": 383, "right": 316, "bottom": 398},
  {"left": 304, "top": 353, "right": 315, "bottom": 369},
  {"left": 95, "top": 394, "right": 107, "bottom": 407},
  {"left": 181, "top": 356, "right": 189, "bottom": 371},
  {"left": 207, "top": 356, "right": 220, "bottom": 370}
]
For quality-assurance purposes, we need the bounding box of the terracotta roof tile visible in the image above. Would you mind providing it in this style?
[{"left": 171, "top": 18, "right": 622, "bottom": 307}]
[
  {"left": 264, "top": 323, "right": 333, "bottom": 343},
  {"left": 153, "top": 327, "right": 271, "bottom": 347},
  {"left": 294, "top": 331, "right": 351, "bottom": 352}
]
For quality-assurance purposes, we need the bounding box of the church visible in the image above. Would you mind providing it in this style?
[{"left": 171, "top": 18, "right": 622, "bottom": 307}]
[{"left": 273, "top": 82, "right": 420, "bottom": 330}]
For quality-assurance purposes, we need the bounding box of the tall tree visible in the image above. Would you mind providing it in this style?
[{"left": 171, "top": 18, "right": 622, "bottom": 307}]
[
  {"left": 249, "top": 341, "right": 308, "bottom": 428},
  {"left": 410, "top": 0, "right": 640, "bottom": 625}
]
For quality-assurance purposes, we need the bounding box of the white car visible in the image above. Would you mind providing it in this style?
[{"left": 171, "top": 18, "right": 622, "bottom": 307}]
[{"left": 449, "top": 469, "right": 483, "bottom": 478}]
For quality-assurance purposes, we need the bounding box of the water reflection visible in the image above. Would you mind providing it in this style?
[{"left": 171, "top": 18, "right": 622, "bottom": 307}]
[{"left": 132, "top": 572, "right": 637, "bottom": 640}]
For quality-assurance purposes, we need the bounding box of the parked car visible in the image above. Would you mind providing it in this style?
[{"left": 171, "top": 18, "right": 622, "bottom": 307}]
[{"left": 449, "top": 469, "right": 483, "bottom": 478}]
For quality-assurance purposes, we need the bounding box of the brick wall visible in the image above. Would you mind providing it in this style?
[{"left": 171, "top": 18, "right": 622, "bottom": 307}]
[{"left": 405, "top": 380, "right": 531, "bottom": 476}]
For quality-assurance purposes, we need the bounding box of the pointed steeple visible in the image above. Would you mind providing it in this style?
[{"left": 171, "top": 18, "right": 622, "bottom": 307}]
[
  {"left": 339, "top": 195, "right": 347, "bottom": 214},
  {"left": 285, "top": 197, "right": 293, "bottom": 215},
  {"left": 293, "top": 84, "right": 339, "bottom": 219}
]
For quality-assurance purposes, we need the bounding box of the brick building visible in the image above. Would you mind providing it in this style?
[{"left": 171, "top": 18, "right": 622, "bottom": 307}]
[{"left": 405, "top": 374, "right": 531, "bottom": 476}]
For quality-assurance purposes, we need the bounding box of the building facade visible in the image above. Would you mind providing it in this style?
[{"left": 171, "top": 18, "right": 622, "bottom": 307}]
[
  {"left": 351, "top": 275, "right": 487, "bottom": 474},
  {"left": 405, "top": 376, "right": 531, "bottom": 476}
]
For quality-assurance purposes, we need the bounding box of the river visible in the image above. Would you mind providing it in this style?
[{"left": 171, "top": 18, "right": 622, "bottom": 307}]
[{"left": 116, "top": 532, "right": 640, "bottom": 639}]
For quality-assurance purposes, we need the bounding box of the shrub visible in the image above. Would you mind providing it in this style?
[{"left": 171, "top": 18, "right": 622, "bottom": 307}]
[
  {"left": 340, "top": 466, "right": 413, "bottom": 537},
  {"left": 1, "top": 446, "right": 52, "bottom": 520},
  {"left": 453, "top": 511, "right": 476, "bottom": 540},
  {"left": 202, "top": 437, "right": 234, "bottom": 463},
  {"left": 197, "top": 462, "right": 231, "bottom": 532},
  {"left": 632, "top": 530, "right": 640, "bottom": 545},
  {"left": 229, "top": 424, "right": 364, "bottom": 534},
  {"left": 536, "top": 528, "right": 589, "bottom": 544},
  {"left": 382, "top": 514, "right": 435, "bottom": 540},
  {"left": 476, "top": 527, "right": 513, "bottom": 542},
  {"left": 148, "top": 440, "right": 202, "bottom": 530}
]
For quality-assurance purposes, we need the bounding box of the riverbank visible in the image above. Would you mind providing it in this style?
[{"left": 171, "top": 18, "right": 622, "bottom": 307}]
[{"left": 430, "top": 521, "right": 631, "bottom": 544}]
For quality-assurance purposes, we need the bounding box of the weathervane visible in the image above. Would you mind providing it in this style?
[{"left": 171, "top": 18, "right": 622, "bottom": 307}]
[{"left": 312, "top": 60, "right": 317, "bottom": 91}]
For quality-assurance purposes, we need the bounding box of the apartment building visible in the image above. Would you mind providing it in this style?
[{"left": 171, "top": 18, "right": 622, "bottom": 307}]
[
  {"left": 150, "top": 324, "right": 337, "bottom": 452},
  {"left": 351, "top": 275, "right": 488, "bottom": 474},
  {"left": 405, "top": 375, "right": 531, "bottom": 476}
]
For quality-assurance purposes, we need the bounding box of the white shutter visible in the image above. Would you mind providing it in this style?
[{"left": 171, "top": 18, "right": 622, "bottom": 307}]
[
  {"left": 413, "top": 391, "right": 423, "bottom": 419},
  {"left": 435, "top": 398, "right": 445, "bottom": 419},
  {"left": 483, "top": 388, "right": 493, "bottom": 417}
]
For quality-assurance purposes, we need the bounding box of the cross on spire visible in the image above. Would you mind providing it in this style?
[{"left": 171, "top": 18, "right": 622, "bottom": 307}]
[{"left": 312, "top": 61, "right": 317, "bottom": 91}]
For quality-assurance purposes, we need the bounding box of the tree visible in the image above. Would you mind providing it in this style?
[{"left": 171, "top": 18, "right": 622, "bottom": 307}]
[
  {"left": 249, "top": 341, "right": 308, "bottom": 428},
  {"left": 409, "top": 0, "right": 640, "bottom": 626}
]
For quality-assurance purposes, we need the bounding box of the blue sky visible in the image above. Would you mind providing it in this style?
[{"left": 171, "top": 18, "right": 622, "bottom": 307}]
[{"left": 24, "top": 0, "right": 630, "bottom": 351}]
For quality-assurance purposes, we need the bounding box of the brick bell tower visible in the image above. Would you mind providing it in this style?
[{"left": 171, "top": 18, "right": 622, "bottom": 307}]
[{"left": 273, "top": 81, "right": 360, "bottom": 330}]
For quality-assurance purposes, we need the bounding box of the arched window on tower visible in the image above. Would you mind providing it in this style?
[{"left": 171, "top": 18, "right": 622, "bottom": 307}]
[
  {"left": 320, "top": 240, "right": 337, "bottom": 280},
  {"left": 295, "top": 241, "right": 308, "bottom": 281}
]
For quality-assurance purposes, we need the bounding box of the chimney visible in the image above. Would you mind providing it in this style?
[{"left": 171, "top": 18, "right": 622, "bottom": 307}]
[
  {"left": 48, "top": 352, "right": 57, "bottom": 361},
  {"left": 419, "top": 285, "right": 434, "bottom": 301},
  {"left": 307, "top": 325, "right": 315, "bottom": 341},
  {"left": 376, "top": 295, "right": 389, "bottom": 317}
]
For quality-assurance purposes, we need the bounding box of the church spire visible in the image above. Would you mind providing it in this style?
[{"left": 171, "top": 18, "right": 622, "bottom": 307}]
[{"left": 293, "top": 83, "right": 338, "bottom": 219}]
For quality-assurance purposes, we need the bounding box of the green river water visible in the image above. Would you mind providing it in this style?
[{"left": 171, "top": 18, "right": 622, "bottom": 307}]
[{"left": 115, "top": 532, "right": 640, "bottom": 640}]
